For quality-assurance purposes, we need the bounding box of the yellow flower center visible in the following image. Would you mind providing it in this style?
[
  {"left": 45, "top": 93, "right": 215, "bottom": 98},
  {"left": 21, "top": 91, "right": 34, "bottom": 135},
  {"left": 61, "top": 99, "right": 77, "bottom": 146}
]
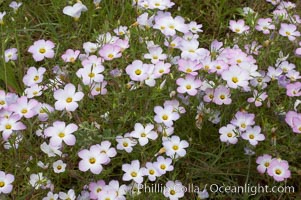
[
  {"left": 123, "top": 142, "right": 128, "bottom": 147},
  {"left": 135, "top": 69, "right": 141, "bottom": 75},
  {"left": 189, "top": 49, "right": 195, "bottom": 53},
  {"left": 236, "top": 59, "right": 242, "bottom": 63},
  {"left": 249, "top": 134, "right": 255, "bottom": 139},
  {"left": 108, "top": 54, "right": 114, "bottom": 59},
  {"left": 186, "top": 68, "right": 192, "bottom": 73},
  {"left": 204, "top": 65, "right": 210, "bottom": 71},
  {"left": 216, "top": 65, "right": 221, "bottom": 69},
  {"left": 21, "top": 109, "right": 28, "bottom": 114},
  {"left": 264, "top": 162, "right": 270, "bottom": 168},
  {"left": 66, "top": 97, "right": 73, "bottom": 103},
  {"left": 153, "top": 55, "right": 158, "bottom": 60},
  {"left": 33, "top": 91, "right": 38, "bottom": 95},
  {"left": 159, "top": 69, "right": 164, "bottom": 73},
  {"left": 275, "top": 169, "right": 282, "bottom": 175},
  {"left": 57, "top": 165, "right": 62, "bottom": 170},
  {"left": 285, "top": 31, "right": 291, "bottom": 36},
  {"left": 131, "top": 171, "right": 137, "bottom": 177},
  {"left": 160, "top": 164, "right": 166, "bottom": 170},
  {"left": 39, "top": 48, "right": 46, "bottom": 54},
  {"left": 172, "top": 145, "right": 179, "bottom": 151},
  {"left": 232, "top": 77, "right": 238, "bottom": 83},
  {"left": 0, "top": 181, "right": 5, "bottom": 187},
  {"left": 209, "top": 94, "right": 214, "bottom": 99},
  {"left": 0, "top": 100, "right": 5, "bottom": 105},
  {"left": 141, "top": 133, "right": 146, "bottom": 137},
  {"left": 70, "top": 57, "right": 75, "bottom": 63},
  {"left": 149, "top": 169, "right": 155, "bottom": 175},
  {"left": 34, "top": 75, "right": 39, "bottom": 81},
  {"left": 186, "top": 85, "right": 192, "bottom": 90},
  {"left": 220, "top": 95, "right": 225, "bottom": 100},
  {"left": 241, "top": 123, "right": 246, "bottom": 128},
  {"left": 96, "top": 188, "right": 102, "bottom": 193},
  {"left": 5, "top": 124, "right": 12, "bottom": 130},
  {"left": 162, "top": 114, "right": 168, "bottom": 120},
  {"left": 95, "top": 87, "right": 101, "bottom": 92},
  {"left": 160, "top": 26, "right": 165, "bottom": 30},
  {"left": 89, "top": 157, "right": 96, "bottom": 164},
  {"left": 235, "top": 28, "right": 240, "bottom": 33},
  {"left": 88, "top": 73, "right": 95, "bottom": 78},
  {"left": 169, "top": 25, "right": 175, "bottom": 29},
  {"left": 155, "top": 3, "right": 160, "bottom": 6},
  {"left": 170, "top": 190, "right": 176, "bottom": 195},
  {"left": 58, "top": 132, "right": 65, "bottom": 138},
  {"left": 227, "top": 133, "right": 233, "bottom": 137}
]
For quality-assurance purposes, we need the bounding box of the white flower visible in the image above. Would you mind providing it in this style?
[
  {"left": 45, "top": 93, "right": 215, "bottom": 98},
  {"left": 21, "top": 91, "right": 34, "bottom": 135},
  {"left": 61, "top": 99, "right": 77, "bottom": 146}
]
[
  {"left": 53, "top": 160, "right": 66, "bottom": 173},
  {"left": 63, "top": 2, "right": 88, "bottom": 20}
]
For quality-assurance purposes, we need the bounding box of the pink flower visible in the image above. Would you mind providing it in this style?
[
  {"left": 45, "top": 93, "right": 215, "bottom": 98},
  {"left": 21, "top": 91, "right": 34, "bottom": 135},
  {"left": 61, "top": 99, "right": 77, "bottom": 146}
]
[
  {"left": 231, "top": 111, "right": 255, "bottom": 131},
  {"left": 153, "top": 14, "right": 187, "bottom": 36},
  {"left": 0, "top": 114, "right": 26, "bottom": 141},
  {"left": 126, "top": 60, "right": 149, "bottom": 82},
  {"left": 144, "top": 46, "right": 167, "bottom": 64},
  {"left": 219, "top": 124, "right": 238, "bottom": 144},
  {"left": 98, "top": 44, "right": 121, "bottom": 60},
  {"left": 153, "top": 156, "right": 174, "bottom": 175},
  {"left": 61, "top": 49, "right": 80, "bottom": 63},
  {"left": 76, "top": 63, "right": 104, "bottom": 85},
  {"left": 285, "top": 111, "right": 301, "bottom": 133},
  {"left": 247, "top": 90, "right": 268, "bottom": 107},
  {"left": 0, "top": 171, "right": 14, "bottom": 194},
  {"left": 8, "top": 96, "right": 39, "bottom": 118},
  {"left": 177, "top": 59, "right": 202, "bottom": 76},
  {"left": 116, "top": 133, "right": 137, "bottom": 153},
  {"left": 212, "top": 85, "right": 232, "bottom": 105},
  {"left": 163, "top": 180, "right": 185, "bottom": 199},
  {"left": 4, "top": 48, "right": 18, "bottom": 62},
  {"left": 222, "top": 66, "right": 251, "bottom": 89},
  {"left": 286, "top": 82, "right": 301, "bottom": 97},
  {"left": 154, "top": 105, "right": 180, "bottom": 127},
  {"left": 122, "top": 160, "right": 144, "bottom": 184},
  {"left": 90, "top": 81, "right": 108, "bottom": 96},
  {"left": 256, "top": 154, "right": 272, "bottom": 174},
  {"left": 163, "top": 135, "right": 189, "bottom": 158},
  {"left": 28, "top": 39, "right": 55, "bottom": 61},
  {"left": 89, "top": 180, "right": 106, "bottom": 199},
  {"left": 23, "top": 67, "right": 46, "bottom": 87},
  {"left": 94, "top": 141, "right": 117, "bottom": 164},
  {"left": 279, "top": 23, "right": 300, "bottom": 41},
  {"left": 229, "top": 19, "right": 249, "bottom": 34},
  {"left": 176, "top": 74, "right": 202, "bottom": 96},
  {"left": 267, "top": 159, "right": 291, "bottom": 182},
  {"left": 241, "top": 126, "right": 265, "bottom": 146},
  {"left": 44, "top": 121, "right": 77, "bottom": 146},
  {"left": 255, "top": 18, "right": 275, "bottom": 34},
  {"left": 130, "top": 123, "right": 158, "bottom": 146},
  {"left": 141, "top": 162, "right": 161, "bottom": 181},
  {"left": 53, "top": 83, "right": 84, "bottom": 111},
  {"left": 78, "top": 145, "right": 109, "bottom": 174}
]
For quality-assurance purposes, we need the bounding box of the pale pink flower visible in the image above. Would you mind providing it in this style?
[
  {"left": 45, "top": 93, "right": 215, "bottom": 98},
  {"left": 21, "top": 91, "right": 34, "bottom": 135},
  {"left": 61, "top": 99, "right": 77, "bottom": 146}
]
[
  {"left": 154, "top": 105, "right": 180, "bottom": 127},
  {"left": 279, "top": 23, "right": 300, "bottom": 41},
  {"left": 0, "top": 114, "right": 26, "bottom": 141},
  {"left": 98, "top": 44, "right": 122, "bottom": 60},
  {"left": 4, "top": 48, "right": 18, "bottom": 62},
  {"left": 61, "top": 49, "right": 80, "bottom": 63},
  {"left": 78, "top": 145, "right": 109, "bottom": 174},
  {"left": 229, "top": 19, "right": 249, "bottom": 34},
  {"left": 126, "top": 60, "right": 149, "bottom": 82},
  {"left": 212, "top": 85, "right": 232, "bottom": 105},
  {"left": 219, "top": 124, "right": 238, "bottom": 144},
  {"left": 163, "top": 135, "right": 189, "bottom": 158},
  {"left": 130, "top": 123, "right": 158, "bottom": 146},
  {"left": 241, "top": 126, "right": 265, "bottom": 146},
  {"left": 23, "top": 66, "right": 46, "bottom": 87},
  {"left": 176, "top": 74, "right": 202, "bottom": 96},
  {"left": 122, "top": 160, "right": 144, "bottom": 184},
  {"left": 8, "top": 96, "right": 39, "bottom": 118},
  {"left": 256, "top": 154, "right": 272, "bottom": 174},
  {"left": 44, "top": 121, "right": 77, "bottom": 146},
  {"left": 255, "top": 18, "right": 275, "bottom": 34},
  {"left": 0, "top": 171, "right": 14, "bottom": 194},
  {"left": 53, "top": 83, "right": 84, "bottom": 111},
  {"left": 267, "top": 159, "right": 291, "bottom": 182},
  {"left": 28, "top": 39, "right": 55, "bottom": 61}
]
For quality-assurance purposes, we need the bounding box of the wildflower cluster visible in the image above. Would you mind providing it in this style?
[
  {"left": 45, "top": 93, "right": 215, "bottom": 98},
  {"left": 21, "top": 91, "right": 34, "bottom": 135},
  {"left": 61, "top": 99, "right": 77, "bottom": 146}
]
[{"left": 0, "top": 0, "right": 300, "bottom": 199}]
